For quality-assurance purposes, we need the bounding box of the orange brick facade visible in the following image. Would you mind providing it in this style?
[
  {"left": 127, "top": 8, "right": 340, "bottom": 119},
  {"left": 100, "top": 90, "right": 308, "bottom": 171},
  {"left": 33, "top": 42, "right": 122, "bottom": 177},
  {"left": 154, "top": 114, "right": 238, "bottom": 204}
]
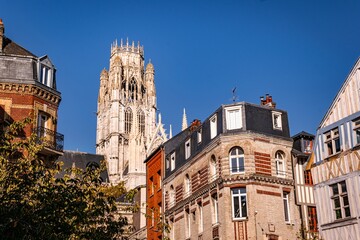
[{"left": 145, "top": 147, "right": 164, "bottom": 240}]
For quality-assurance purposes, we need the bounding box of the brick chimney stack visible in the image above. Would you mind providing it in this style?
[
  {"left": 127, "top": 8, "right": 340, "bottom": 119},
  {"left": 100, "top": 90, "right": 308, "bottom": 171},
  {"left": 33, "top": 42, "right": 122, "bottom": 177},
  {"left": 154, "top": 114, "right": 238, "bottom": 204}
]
[
  {"left": 0, "top": 19, "right": 4, "bottom": 53},
  {"left": 260, "top": 94, "right": 276, "bottom": 108}
]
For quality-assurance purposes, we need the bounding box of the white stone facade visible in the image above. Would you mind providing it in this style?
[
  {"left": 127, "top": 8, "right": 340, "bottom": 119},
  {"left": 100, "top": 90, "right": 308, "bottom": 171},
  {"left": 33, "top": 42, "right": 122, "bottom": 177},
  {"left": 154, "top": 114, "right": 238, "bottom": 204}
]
[{"left": 96, "top": 39, "right": 166, "bottom": 189}]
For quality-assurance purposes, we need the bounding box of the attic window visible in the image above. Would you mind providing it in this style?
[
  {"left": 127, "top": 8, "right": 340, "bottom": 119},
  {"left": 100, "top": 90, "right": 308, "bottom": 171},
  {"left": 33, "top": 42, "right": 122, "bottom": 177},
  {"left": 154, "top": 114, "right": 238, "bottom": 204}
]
[
  {"left": 272, "top": 111, "right": 282, "bottom": 130},
  {"left": 40, "top": 65, "right": 53, "bottom": 88},
  {"left": 225, "top": 106, "right": 242, "bottom": 130},
  {"left": 185, "top": 139, "right": 191, "bottom": 159}
]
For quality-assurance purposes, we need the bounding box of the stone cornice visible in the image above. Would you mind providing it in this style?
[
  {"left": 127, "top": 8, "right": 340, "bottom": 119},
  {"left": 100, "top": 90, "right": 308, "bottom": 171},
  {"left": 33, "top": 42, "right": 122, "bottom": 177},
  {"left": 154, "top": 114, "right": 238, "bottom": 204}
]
[{"left": 0, "top": 82, "right": 61, "bottom": 105}]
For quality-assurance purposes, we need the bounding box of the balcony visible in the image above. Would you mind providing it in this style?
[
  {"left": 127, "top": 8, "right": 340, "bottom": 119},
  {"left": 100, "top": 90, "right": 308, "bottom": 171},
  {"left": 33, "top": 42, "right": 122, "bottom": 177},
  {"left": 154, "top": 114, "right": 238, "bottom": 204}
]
[{"left": 34, "top": 126, "right": 64, "bottom": 153}]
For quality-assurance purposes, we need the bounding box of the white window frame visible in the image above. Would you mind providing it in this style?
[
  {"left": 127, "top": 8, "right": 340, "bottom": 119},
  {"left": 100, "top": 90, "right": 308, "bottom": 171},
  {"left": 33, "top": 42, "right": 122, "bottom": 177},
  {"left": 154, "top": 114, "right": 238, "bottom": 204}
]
[
  {"left": 272, "top": 111, "right": 283, "bottom": 130},
  {"left": 198, "top": 203, "right": 203, "bottom": 233},
  {"left": 166, "top": 157, "right": 169, "bottom": 169},
  {"left": 210, "top": 155, "right": 217, "bottom": 180},
  {"left": 229, "top": 147, "right": 245, "bottom": 174},
  {"left": 353, "top": 118, "right": 360, "bottom": 146},
  {"left": 283, "top": 192, "right": 290, "bottom": 223},
  {"left": 170, "top": 152, "right": 175, "bottom": 171},
  {"left": 185, "top": 139, "right": 191, "bottom": 159},
  {"left": 324, "top": 127, "right": 341, "bottom": 156},
  {"left": 210, "top": 114, "right": 217, "bottom": 139},
  {"left": 275, "top": 151, "right": 286, "bottom": 177},
  {"left": 40, "top": 65, "right": 53, "bottom": 88},
  {"left": 197, "top": 128, "right": 202, "bottom": 143},
  {"left": 184, "top": 174, "right": 191, "bottom": 197},
  {"left": 330, "top": 181, "right": 351, "bottom": 220},
  {"left": 212, "top": 194, "right": 219, "bottom": 224},
  {"left": 225, "top": 106, "right": 242, "bottom": 130},
  {"left": 231, "top": 188, "right": 247, "bottom": 220},
  {"left": 185, "top": 209, "right": 191, "bottom": 238}
]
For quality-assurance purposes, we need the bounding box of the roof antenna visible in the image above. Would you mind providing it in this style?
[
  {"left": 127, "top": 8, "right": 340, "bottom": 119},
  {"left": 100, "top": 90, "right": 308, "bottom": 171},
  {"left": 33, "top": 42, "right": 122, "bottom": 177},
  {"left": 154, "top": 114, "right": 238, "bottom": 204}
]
[{"left": 232, "top": 87, "right": 237, "bottom": 103}]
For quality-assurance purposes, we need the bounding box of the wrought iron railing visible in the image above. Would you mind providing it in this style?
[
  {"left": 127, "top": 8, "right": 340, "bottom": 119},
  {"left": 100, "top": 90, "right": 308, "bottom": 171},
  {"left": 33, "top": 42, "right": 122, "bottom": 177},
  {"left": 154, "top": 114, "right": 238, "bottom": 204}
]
[{"left": 34, "top": 126, "right": 64, "bottom": 152}]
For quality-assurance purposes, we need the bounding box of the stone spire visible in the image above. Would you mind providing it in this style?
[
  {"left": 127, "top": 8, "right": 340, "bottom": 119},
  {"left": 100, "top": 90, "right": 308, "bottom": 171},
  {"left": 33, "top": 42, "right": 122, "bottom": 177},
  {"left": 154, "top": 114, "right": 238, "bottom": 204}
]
[
  {"left": 0, "top": 19, "right": 4, "bottom": 53},
  {"left": 169, "top": 124, "right": 173, "bottom": 139},
  {"left": 182, "top": 108, "right": 188, "bottom": 131}
]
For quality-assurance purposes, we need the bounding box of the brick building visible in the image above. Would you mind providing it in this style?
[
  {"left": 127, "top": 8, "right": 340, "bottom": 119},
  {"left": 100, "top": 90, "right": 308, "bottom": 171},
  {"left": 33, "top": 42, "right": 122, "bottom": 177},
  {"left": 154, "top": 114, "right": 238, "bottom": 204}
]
[
  {"left": 0, "top": 19, "right": 63, "bottom": 159},
  {"left": 162, "top": 96, "right": 301, "bottom": 240},
  {"left": 144, "top": 146, "right": 165, "bottom": 240}
]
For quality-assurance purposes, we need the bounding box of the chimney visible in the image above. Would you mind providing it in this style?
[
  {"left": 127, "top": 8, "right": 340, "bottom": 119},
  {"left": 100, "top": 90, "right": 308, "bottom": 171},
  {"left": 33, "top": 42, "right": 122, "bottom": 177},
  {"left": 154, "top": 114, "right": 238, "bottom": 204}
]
[
  {"left": 0, "top": 19, "right": 4, "bottom": 52},
  {"left": 260, "top": 93, "right": 276, "bottom": 108}
]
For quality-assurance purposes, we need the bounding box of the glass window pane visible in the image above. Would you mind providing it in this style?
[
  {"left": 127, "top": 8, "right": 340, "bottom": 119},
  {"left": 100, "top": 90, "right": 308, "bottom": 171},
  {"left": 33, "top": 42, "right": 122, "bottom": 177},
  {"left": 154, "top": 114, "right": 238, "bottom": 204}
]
[
  {"left": 340, "top": 181, "right": 347, "bottom": 193},
  {"left": 233, "top": 196, "right": 240, "bottom": 218},
  {"left": 331, "top": 184, "right": 339, "bottom": 195},
  {"left": 239, "top": 157, "right": 244, "bottom": 171},
  {"left": 335, "top": 138, "right": 341, "bottom": 152},
  {"left": 335, "top": 209, "right": 342, "bottom": 219},
  {"left": 231, "top": 158, "right": 238, "bottom": 172},
  {"left": 241, "top": 196, "right": 247, "bottom": 217},
  {"left": 344, "top": 207, "right": 351, "bottom": 217},
  {"left": 343, "top": 196, "right": 349, "bottom": 206},
  {"left": 334, "top": 197, "right": 340, "bottom": 208}
]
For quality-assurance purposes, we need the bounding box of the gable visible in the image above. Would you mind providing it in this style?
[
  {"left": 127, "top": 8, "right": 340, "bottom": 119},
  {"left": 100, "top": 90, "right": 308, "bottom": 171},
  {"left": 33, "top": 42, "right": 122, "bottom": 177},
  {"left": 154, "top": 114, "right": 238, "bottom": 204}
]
[{"left": 320, "top": 58, "right": 360, "bottom": 129}]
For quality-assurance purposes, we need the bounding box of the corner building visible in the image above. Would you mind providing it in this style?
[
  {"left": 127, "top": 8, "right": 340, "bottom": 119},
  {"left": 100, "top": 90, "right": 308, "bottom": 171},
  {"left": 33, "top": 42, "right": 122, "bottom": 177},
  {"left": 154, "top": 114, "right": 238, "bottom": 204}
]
[
  {"left": 96, "top": 39, "right": 166, "bottom": 188},
  {"left": 163, "top": 98, "right": 300, "bottom": 240},
  {"left": 0, "top": 19, "right": 63, "bottom": 159}
]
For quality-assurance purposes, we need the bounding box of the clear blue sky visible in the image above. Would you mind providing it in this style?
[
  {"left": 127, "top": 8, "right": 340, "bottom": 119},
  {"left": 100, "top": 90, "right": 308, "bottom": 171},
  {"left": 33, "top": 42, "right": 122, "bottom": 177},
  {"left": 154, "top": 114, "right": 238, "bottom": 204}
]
[{"left": 2, "top": 1, "right": 360, "bottom": 153}]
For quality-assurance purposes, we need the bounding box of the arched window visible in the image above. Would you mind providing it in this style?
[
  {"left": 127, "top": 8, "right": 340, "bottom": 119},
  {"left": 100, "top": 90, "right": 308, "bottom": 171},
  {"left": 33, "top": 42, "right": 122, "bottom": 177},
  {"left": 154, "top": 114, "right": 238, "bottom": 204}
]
[
  {"left": 210, "top": 155, "right": 217, "bottom": 180},
  {"left": 137, "top": 110, "right": 145, "bottom": 135},
  {"left": 129, "top": 78, "right": 138, "bottom": 101},
  {"left": 169, "top": 185, "right": 175, "bottom": 207},
  {"left": 275, "top": 151, "right": 285, "bottom": 177},
  {"left": 184, "top": 174, "right": 191, "bottom": 197},
  {"left": 229, "top": 147, "right": 244, "bottom": 174},
  {"left": 125, "top": 108, "right": 133, "bottom": 133},
  {"left": 121, "top": 81, "right": 126, "bottom": 99}
]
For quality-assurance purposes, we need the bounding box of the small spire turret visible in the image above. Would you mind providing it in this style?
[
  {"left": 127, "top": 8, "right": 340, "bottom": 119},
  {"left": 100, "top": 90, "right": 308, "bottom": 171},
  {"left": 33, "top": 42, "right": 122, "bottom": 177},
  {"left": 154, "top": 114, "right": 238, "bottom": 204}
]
[{"left": 182, "top": 108, "right": 188, "bottom": 131}]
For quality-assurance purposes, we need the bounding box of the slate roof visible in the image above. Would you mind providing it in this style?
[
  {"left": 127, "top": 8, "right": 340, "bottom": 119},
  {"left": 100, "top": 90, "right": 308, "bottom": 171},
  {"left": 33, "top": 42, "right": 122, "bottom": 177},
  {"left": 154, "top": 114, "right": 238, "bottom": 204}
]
[
  {"left": 291, "top": 131, "right": 314, "bottom": 140},
  {"left": 2, "top": 36, "right": 36, "bottom": 57}
]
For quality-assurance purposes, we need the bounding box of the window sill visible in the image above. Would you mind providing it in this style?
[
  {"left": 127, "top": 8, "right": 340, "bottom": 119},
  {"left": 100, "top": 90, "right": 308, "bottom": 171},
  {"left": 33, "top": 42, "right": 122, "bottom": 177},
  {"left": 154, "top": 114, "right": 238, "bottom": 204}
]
[
  {"left": 230, "top": 171, "right": 245, "bottom": 175},
  {"left": 321, "top": 217, "right": 357, "bottom": 230},
  {"left": 324, "top": 150, "right": 343, "bottom": 161},
  {"left": 232, "top": 217, "right": 248, "bottom": 222}
]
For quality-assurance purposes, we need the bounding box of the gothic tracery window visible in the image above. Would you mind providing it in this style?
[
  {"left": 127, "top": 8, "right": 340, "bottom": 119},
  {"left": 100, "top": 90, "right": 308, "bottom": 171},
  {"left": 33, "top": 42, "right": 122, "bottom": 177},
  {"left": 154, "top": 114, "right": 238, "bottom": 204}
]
[
  {"left": 129, "top": 78, "right": 138, "bottom": 101},
  {"left": 125, "top": 108, "right": 133, "bottom": 133},
  {"left": 138, "top": 110, "right": 145, "bottom": 135}
]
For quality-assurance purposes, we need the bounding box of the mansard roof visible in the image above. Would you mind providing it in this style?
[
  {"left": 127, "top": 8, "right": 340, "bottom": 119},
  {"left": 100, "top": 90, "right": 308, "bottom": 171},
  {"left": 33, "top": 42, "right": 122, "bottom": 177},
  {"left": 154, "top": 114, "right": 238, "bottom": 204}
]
[
  {"left": 291, "top": 131, "right": 314, "bottom": 140},
  {"left": 2, "top": 36, "right": 36, "bottom": 57}
]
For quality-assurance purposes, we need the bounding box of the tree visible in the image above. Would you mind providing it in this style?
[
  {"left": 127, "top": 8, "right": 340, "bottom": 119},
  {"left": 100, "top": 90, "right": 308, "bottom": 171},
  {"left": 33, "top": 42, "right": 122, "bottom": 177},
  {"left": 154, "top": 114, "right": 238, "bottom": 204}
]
[{"left": 0, "top": 119, "right": 136, "bottom": 239}]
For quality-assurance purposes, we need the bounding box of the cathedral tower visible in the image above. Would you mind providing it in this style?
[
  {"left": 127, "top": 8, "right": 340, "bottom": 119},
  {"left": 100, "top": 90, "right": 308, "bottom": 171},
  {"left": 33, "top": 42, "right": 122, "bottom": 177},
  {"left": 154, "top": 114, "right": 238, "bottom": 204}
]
[{"left": 96, "top": 39, "right": 166, "bottom": 188}]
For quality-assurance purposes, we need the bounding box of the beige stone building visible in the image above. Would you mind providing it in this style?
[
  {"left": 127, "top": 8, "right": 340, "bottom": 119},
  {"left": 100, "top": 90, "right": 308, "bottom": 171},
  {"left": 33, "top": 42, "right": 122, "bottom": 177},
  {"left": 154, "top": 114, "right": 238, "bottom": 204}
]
[{"left": 163, "top": 97, "right": 301, "bottom": 240}]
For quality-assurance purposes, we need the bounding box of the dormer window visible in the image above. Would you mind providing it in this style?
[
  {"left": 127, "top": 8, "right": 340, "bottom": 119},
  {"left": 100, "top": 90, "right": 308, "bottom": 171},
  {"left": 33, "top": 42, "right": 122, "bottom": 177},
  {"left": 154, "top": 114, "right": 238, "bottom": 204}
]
[
  {"left": 185, "top": 139, "right": 191, "bottom": 159},
  {"left": 210, "top": 114, "right": 217, "bottom": 139},
  {"left": 225, "top": 106, "right": 242, "bottom": 130},
  {"left": 40, "top": 65, "right": 53, "bottom": 88},
  {"left": 272, "top": 111, "right": 282, "bottom": 130}
]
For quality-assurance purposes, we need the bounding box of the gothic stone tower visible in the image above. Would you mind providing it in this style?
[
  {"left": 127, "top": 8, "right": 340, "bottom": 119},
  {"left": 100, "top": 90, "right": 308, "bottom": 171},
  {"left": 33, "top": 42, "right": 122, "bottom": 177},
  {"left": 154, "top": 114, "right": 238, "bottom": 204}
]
[{"left": 96, "top": 39, "right": 160, "bottom": 189}]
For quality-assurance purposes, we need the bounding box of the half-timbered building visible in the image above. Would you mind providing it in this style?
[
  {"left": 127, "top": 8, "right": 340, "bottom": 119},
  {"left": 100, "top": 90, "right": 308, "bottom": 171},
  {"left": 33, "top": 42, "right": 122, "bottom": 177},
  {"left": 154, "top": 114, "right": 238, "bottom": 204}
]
[{"left": 311, "top": 58, "right": 360, "bottom": 239}]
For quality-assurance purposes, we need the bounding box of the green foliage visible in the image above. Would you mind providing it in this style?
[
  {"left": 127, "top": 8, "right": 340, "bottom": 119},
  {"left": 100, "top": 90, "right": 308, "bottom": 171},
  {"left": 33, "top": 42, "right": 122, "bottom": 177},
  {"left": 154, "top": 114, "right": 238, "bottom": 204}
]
[{"left": 0, "top": 119, "right": 135, "bottom": 239}]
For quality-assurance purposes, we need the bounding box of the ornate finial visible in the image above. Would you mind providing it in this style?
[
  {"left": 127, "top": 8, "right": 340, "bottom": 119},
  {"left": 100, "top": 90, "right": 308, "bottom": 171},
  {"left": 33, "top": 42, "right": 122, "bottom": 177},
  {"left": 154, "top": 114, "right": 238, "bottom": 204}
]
[
  {"left": 169, "top": 124, "right": 173, "bottom": 139},
  {"left": 182, "top": 108, "right": 188, "bottom": 131},
  {"left": 121, "top": 38, "right": 123, "bottom": 47},
  {"left": 126, "top": 37, "right": 129, "bottom": 46},
  {"left": 232, "top": 87, "right": 237, "bottom": 103},
  {"left": 158, "top": 113, "right": 162, "bottom": 124}
]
